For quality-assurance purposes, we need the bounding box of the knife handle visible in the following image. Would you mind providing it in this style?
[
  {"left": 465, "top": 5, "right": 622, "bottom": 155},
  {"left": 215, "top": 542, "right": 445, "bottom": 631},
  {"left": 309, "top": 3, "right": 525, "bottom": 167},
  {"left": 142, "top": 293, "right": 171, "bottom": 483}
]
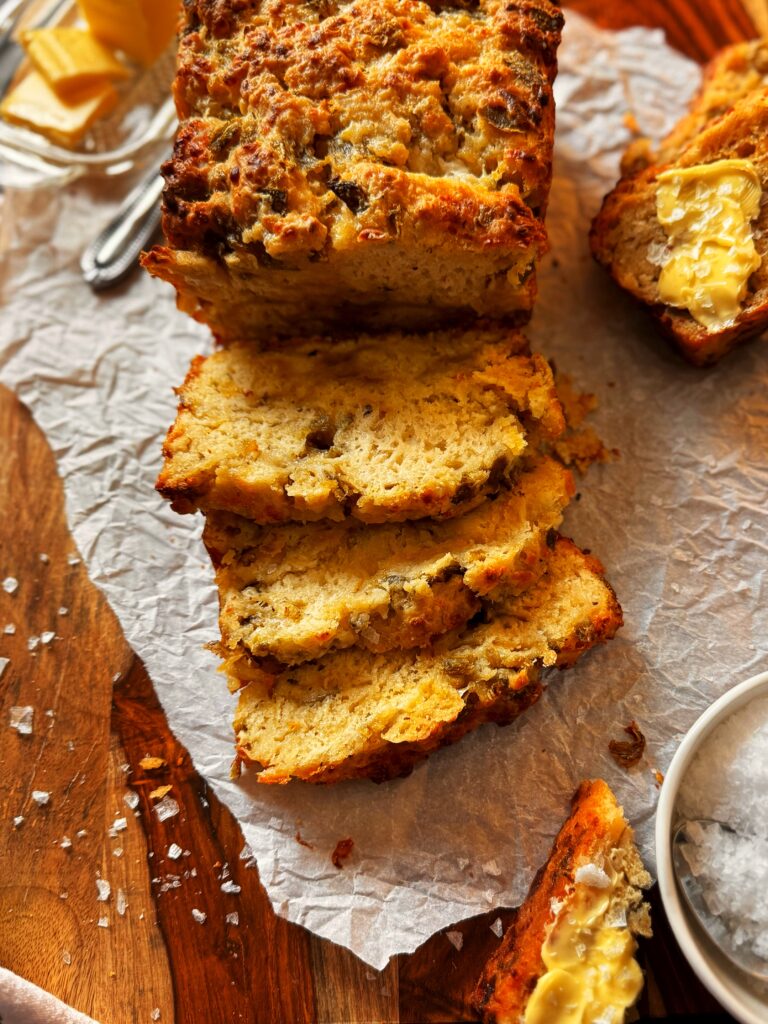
[{"left": 81, "top": 170, "right": 165, "bottom": 291}]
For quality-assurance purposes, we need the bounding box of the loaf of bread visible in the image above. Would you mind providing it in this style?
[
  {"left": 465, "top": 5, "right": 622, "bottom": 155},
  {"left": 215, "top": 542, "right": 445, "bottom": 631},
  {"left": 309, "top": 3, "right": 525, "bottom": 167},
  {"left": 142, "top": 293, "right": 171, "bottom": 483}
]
[
  {"left": 207, "top": 456, "right": 574, "bottom": 674},
  {"left": 591, "top": 60, "right": 768, "bottom": 366},
  {"left": 157, "top": 326, "right": 565, "bottom": 523},
  {"left": 141, "top": 0, "right": 564, "bottom": 341},
  {"left": 474, "top": 779, "right": 651, "bottom": 1024},
  {"left": 232, "top": 537, "right": 622, "bottom": 784}
]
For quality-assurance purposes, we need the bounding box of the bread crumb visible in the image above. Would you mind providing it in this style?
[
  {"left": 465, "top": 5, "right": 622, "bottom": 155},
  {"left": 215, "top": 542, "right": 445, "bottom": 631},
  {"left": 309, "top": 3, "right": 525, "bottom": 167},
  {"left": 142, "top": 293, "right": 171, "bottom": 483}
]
[
  {"left": 331, "top": 837, "right": 354, "bottom": 869},
  {"left": 140, "top": 756, "right": 167, "bottom": 772},
  {"left": 609, "top": 721, "right": 646, "bottom": 769},
  {"left": 149, "top": 785, "right": 172, "bottom": 802},
  {"left": 446, "top": 930, "right": 464, "bottom": 951}
]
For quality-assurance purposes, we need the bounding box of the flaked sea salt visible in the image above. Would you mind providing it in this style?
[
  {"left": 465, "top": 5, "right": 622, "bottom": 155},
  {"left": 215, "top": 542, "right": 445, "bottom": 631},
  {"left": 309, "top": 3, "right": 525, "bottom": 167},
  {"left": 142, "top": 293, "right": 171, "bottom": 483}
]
[
  {"left": 154, "top": 796, "right": 179, "bottom": 823},
  {"left": 27, "top": 636, "right": 39, "bottom": 652},
  {"left": 4, "top": 624, "right": 15, "bottom": 634},
  {"left": 39, "top": 553, "right": 49, "bottom": 564},
  {"left": 112, "top": 816, "right": 128, "bottom": 832},
  {"left": 113, "top": 848, "right": 124, "bottom": 858},
  {"left": 678, "top": 694, "right": 768, "bottom": 966},
  {"left": 58, "top": 607, "right": 68, "bottom": 616},
  {"left": 0, "top": 658, "right": 9, "bottom": 681},
  {"left": 221, "top": 880, "right": 241, "bottom": 895},
  {"left": 40, "top": 631, "right": 55, "bottom": 645},
  {"left": 167, "top": 843, "right": 182, "bottom": 861},
  {"left": 116, "top": 889, "right": 127, "bottom": 916},
  {"left": 225, "top": 912, "right": 239, "bottom": 926},
  {"left": 60, "top": 836, "right": 72, "bottom": 850},
  {"left": 76, "top": 829, "right": 87, "bottom": 838},
  {"left": 151, "top": 1010, "right": 161, "bottom": 1022},
  {"left": 31, "top": 790, "right": 49, "bottom": 806},
  {"left": 239, "top": 842, "right": 257, "bottom": 869},
  {"left": 191, "top": 908, "right": 207, "bottom": 924},
  {"left": 67, "top": 555, "right": 80, "bottom": 567},
  {"left": 96, "top": 879, "right": 111, "bottom": 902},
  {"left": 490, "top": 918, "right": 504, "bottom": 938},
  {"left": 9, "top": 706, "right": 33, "bottom": 735},
  {"left": 2, "top": 576, "right": 18, "bottom": 594},
  {"left": 13, "top": 816, "right": 23, "bottom": 828},
  {"left": 574, "top": 863, "right": 611, "bottom": 889},
  {"left": 62, "top": 951, "right": 71, "bottom": 965},
  {"left": 446, "top": 931, "right": 463, "bottom": 951},
  {"left": 123, "top": 791, "right": 140, "bottom": 811},
  {"left": 97, "top": 916, "right": 108, "bottom": 928}
]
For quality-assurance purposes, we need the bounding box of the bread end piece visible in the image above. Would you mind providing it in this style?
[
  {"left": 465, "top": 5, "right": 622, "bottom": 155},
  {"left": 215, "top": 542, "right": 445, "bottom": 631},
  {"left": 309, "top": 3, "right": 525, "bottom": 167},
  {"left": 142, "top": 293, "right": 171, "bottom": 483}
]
[
  {"left": 591, "top": 65, "right": 768, "bottom": 366},
  {"left": 474, "top": 779, "right": 651, "bottom": 1024}
]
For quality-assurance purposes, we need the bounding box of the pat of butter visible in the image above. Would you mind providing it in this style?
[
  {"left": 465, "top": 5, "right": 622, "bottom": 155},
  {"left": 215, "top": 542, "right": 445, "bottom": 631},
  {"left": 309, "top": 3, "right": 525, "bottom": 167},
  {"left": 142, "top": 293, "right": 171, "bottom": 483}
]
[
  {"left": 524, "top": 861, "right": 643, "bottom": 1024},
  {"left": 655, "top": 159, "right": 762, "bottom": 331},
  {"left": 77, "top": 0, "right": 180, "bottom": 67},
  {"left": 21, "top": 27, "right": 130, "bottom": 98},
  {"left": 0, "top": 70, "right": 117, "bottom": 149}
]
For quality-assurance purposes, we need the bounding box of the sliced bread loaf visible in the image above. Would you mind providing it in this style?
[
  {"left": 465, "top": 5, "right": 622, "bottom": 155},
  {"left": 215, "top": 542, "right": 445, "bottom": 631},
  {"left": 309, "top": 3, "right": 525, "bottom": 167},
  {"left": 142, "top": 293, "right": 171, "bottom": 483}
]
[
  {"left": 474, "top": 779, "right": 651, "bottom": 1024},
  {"left": 232, "top": 537, "right": 622, "bottom": 784},
  {"left": 591, "top": 85, "right": 768, "bottom": 366},
  {"left": 158, "top": 327, "right": 565, "bottom": 523},
  {"left": 206, "top": 457, "right": 574, "bottom": 673}
]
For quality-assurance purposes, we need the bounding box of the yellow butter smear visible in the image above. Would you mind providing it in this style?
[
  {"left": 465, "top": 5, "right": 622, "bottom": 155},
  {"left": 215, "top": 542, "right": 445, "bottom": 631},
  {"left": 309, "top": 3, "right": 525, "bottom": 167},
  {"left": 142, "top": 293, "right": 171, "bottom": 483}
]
[
  {"left": 655, "top": 159, "right": 762, "bottom": 330},
  {"left": 524, "top": 862, "right": 642, "bottom": 1024}
]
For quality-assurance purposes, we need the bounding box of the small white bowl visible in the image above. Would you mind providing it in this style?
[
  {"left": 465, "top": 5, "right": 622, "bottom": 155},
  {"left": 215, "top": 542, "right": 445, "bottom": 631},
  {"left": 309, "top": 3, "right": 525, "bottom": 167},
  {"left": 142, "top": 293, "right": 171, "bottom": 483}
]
[{"left": 656, "top": 669, "right": 768, "bottom": 1024}]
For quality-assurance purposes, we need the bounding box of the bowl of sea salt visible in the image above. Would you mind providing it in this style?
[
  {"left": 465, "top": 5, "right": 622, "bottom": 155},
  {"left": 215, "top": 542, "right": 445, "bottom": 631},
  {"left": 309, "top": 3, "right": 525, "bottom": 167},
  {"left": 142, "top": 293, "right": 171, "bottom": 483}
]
[{"left": 656, "top": 670, "right": 768, "bottom": 1024}]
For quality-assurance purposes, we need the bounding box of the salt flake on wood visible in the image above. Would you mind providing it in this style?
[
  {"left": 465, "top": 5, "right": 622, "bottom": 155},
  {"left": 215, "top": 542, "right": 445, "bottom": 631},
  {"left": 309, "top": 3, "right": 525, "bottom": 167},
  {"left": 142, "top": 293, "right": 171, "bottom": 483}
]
[
  {"left": 2, "top": 577, "right": 18, "bottom": 594},
  {"left": 96, "top": 879, "right": 111, "bottom": 901},
  {"left": 31, "top": 790, "right": 49, "bottom": 806},
  {"left": 191, "top": 909, "right": 207, "bottom": 924},
  {"left": 446, "top": 931, "right": 464, "bottom": 951},
  {"left": 153, "top": 796, "right": 179, "bottom": 822},
  {"left": 9, "top": 706, "right": 33, "bottom": 735}
]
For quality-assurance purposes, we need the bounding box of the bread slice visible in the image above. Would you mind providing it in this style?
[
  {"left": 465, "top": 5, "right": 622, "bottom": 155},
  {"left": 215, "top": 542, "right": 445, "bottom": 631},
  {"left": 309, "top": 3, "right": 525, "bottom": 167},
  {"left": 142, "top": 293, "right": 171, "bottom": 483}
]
[
  {"left": 231, "top": 537, "right": 622, "bottom": 784},
  {"left": 157, "top": 327, "right": 565, "bottom": 524},
  {"left": 206, "top": 457, "right": 574, "bottom": 672},
  {"left": 474, "top": 779, "right": 652, "bottom": 1024},
  {"left": 590, "top": 84, "right": 768, "bottom": 366},
  {"left": 141, "top": 0, "right": 563, "bottom": 341}
]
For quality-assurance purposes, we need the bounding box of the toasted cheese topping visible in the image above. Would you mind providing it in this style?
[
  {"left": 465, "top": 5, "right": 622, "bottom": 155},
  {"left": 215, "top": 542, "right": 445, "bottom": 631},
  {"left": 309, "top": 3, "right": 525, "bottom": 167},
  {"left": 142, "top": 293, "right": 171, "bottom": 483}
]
[
  {"left": 655, "top": 159, "right": 762, "bottom": 330},
  {"left": 524, "top": 859, "right": 643, "bottom": 1024}
]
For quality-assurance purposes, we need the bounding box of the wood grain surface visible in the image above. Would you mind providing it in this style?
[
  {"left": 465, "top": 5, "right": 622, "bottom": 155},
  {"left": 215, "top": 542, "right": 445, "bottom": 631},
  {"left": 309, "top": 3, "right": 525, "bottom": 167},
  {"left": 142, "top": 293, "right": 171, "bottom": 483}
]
[{"left": 0, "top": 1, "right": 759, "bottom": 1021}]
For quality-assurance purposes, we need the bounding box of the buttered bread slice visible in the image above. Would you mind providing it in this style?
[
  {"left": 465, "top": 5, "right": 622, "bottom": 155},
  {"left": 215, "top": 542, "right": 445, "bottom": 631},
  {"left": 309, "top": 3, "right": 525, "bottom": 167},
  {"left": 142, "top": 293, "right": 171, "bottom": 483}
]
[
  {"left": 591, "top": 84, "right": 768, "bottom": 366},
  {"left": 232, "top": 538, "right": 622, "bottom": 784},
  {"left": 207, "top": 457, "right": 574, "bottom": 672},
  {"left": 158, "top": 327, "right": 565, "bottom": 524},
  {"left": 474, "top": 779, "right": 651, "bottom": 1024}
]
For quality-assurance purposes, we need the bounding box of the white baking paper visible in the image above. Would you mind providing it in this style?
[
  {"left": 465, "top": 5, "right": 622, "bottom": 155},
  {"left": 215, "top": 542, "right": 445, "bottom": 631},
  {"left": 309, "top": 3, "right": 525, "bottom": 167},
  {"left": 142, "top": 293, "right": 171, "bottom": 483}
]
[{"left": 2, "top": 11, "right": 767, "bottom": 971}]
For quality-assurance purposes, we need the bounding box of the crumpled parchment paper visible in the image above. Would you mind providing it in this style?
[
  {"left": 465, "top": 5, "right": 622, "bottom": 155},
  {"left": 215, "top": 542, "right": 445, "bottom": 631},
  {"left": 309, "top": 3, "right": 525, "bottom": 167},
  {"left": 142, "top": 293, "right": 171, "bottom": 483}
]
[{"left": 2, "top": 10, "right": 767, "bottom": 971}]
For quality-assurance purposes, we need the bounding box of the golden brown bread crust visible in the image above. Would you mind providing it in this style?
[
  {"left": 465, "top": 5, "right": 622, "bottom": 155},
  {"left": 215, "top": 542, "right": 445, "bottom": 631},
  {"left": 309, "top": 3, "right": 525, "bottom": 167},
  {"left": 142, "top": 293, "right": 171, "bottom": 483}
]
[
  {"left": 142, "top": 0, "right": 563, "bottom": 340},
  {"left": 473, "top": 779, "right": 651, "bottom": 1023}
]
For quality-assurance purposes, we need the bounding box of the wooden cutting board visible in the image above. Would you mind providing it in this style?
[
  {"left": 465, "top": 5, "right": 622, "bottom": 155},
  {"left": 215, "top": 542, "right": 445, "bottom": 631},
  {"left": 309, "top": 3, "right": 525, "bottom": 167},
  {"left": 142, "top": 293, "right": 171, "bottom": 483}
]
[{"left": 0, "top": 2, "right": 758, "bottom": 1021}]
